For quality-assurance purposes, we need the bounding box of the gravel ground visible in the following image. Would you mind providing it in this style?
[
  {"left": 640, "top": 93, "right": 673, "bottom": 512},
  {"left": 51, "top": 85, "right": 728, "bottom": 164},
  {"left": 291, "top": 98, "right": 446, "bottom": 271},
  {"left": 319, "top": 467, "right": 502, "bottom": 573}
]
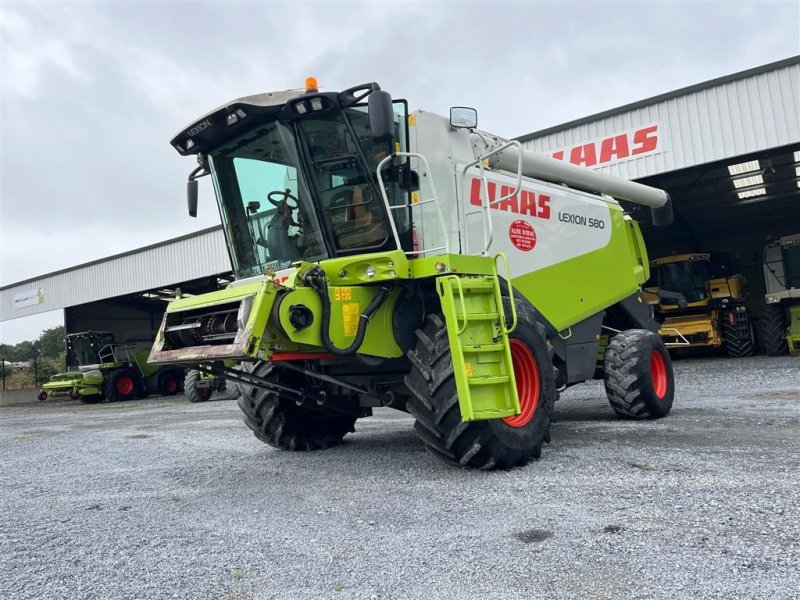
[{"left": 1, "top": 356, "right": 798, "bottom": 600}]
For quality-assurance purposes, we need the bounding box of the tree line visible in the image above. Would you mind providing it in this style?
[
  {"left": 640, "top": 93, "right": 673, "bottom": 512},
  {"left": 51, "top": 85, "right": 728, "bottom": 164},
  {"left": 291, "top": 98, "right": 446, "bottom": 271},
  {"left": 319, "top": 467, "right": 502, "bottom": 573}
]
[{"left": 1, "top": 326, "right": 65, "bottom": 363}]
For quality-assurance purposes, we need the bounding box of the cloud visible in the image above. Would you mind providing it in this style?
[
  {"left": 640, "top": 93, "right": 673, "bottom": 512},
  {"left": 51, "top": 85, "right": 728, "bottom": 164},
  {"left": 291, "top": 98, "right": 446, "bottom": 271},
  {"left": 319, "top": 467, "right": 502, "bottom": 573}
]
[{"left": 1, "top": 1, "right": 798, "bottom": 342}]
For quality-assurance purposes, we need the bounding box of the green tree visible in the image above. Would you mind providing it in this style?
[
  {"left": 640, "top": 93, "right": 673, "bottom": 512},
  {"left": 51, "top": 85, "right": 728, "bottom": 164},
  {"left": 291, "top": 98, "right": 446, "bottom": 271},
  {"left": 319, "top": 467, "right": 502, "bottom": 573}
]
[{"left": 38, "top": 326, "right": 65, "bottom": 358}]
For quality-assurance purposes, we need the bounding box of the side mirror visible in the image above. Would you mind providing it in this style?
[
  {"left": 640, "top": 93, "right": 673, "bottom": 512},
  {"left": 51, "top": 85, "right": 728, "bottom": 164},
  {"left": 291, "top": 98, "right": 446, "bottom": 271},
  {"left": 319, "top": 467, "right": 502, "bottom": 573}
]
[
  {"left": 368, "top": 89, "right": 394, "bottom": 143},
  {"left": 450, "top": 107, "right": 477, "bottom": 129},
  {"left": 187, "top": 179, "right": 198, "bottom": 217},
  {"left": 247, "top": 201, "right": 261, "bottom": 214}
]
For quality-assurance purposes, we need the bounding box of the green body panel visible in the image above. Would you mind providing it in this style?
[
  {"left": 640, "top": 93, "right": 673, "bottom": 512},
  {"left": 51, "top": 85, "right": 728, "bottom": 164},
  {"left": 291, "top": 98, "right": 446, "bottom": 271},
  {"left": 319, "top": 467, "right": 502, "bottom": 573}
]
[
  {"left": 512, "top": 211, "right": 648, "bottom": 332},
  {"left": 437, "top": 271, "right": 520, "bottom": 422},
  {"left": 410, "top": 254, "right": 496, "bottom": 279},
  {"left": 321, "top": 250, "right": 410, "bottom": 285},
  {"left": 42, "top": 372, "right": 84, "bottom": 392},
  {"left": 788, "top": 304, "right": 800, "bottom": 355},
  {"left": 277, "top": 286, "right": 403, "bottom": 358},
  {"left": 162, "top": 281, "right": 267, "bottom": 312},
  {"left": 42, "top": 371, "right": 103, "bottom": 397}
]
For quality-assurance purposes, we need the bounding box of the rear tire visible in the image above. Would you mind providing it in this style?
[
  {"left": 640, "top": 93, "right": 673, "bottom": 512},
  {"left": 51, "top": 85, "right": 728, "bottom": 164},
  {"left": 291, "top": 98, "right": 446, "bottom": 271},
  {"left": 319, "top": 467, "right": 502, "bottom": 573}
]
[
  {"left": 604, "top": 329, "right": 674, "bottom": 419},
  {"left": 722, "top": 309, "right": 755, "bottom": 358},
  {"left": 404, "top": 303, "right": 557, "bottom": 470},
  {"left": 185, "top": 369, "right": 212, "bottom": 403},
  {"left": 236, "top": 362, "right": 357, "bottom": 451},
  {"left": 157, "top": 370, "right": 183, "bottom": 396},
  {"left": 758, "top": 305, "right": 788, "bottom": 356},
  {"left": 103, "top": 369, "right": 141, "bottom": 402}
]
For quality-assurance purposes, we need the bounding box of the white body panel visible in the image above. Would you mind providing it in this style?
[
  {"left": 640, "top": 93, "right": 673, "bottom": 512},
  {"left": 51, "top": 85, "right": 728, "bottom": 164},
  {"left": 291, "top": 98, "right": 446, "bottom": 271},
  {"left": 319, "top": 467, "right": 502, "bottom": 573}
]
[{"left": 410, "top": 110, "right": 616, "bottom": 272}]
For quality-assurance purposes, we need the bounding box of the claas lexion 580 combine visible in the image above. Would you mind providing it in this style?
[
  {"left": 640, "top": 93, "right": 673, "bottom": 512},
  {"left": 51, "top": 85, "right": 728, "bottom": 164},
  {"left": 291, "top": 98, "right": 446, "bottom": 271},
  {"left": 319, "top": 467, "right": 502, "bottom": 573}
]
[{"left": 149, "top": 79, "right": 676, "bottom": 469}]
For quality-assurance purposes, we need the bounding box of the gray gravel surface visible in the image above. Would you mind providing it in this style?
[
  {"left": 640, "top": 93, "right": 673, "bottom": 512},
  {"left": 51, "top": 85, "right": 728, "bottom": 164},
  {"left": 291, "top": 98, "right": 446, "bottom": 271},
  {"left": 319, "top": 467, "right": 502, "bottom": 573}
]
[{"left": 1, "top": 356, "right": 799, "bottom": 600}]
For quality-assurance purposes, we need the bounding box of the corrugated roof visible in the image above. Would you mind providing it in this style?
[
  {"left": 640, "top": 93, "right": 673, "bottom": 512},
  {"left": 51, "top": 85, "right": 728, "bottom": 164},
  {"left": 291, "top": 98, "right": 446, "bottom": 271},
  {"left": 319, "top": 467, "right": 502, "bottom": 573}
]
[{"left": 516, "top": 56, "right": 800, "bottom": 143}]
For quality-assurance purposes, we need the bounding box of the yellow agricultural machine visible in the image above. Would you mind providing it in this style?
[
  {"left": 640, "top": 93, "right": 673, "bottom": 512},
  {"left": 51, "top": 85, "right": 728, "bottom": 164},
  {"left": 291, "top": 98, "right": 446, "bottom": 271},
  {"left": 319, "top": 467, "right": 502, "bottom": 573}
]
[{"left": 646, "top": 253, "right": 754, "bottom": 357}]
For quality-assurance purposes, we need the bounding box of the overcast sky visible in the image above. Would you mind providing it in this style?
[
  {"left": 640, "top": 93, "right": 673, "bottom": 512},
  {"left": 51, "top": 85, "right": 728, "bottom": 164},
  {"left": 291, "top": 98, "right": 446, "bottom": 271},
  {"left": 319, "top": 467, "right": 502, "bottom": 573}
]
[{"left": 1, "top": 0, "right": 799, "bottom": 343}]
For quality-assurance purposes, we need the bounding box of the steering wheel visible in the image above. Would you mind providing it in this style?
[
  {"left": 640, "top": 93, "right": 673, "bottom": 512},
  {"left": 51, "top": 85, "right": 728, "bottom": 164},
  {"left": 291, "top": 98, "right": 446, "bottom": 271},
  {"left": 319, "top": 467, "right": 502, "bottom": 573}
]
[{"left": 267, "top": 189, "right": 299, "bottom": 209}]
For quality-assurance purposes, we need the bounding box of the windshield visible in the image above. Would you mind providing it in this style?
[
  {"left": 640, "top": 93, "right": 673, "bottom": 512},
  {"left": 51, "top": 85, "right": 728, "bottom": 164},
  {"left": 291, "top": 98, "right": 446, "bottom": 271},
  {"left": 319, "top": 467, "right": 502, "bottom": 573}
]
[
  {"left": 210, "top": 121, "right": 327, "bottom": 278},
  {"left": 68, "top": 333, "right": 114, "bottom": 366},
  {"left": 209, "top": 105, "right": 410, "bottom": 279},
  {"left": 298, "top": 108, "right": 396, "bottom": 253},
  {"left": 784, "top": 245, "right": 800, "bottom": 289},
  {"left": 652, "top": 261, "right": 709, "bottom": 303}
]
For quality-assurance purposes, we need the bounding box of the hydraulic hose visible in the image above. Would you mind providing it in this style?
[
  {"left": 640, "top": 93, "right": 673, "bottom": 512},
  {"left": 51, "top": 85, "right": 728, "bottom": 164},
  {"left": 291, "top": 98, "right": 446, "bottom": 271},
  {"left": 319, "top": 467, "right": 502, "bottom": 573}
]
[{"left": 303, "top": 266, "right": 390, "bottom": 357}]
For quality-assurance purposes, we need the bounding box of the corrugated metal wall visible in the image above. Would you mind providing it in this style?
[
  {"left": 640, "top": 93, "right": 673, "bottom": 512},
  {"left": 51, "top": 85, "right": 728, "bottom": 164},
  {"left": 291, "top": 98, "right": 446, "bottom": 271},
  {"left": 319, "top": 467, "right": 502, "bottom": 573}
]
[
  {"left": 1, "top": 227, "right": 230, "bottom": 321},
  {"left": 521, "top": 60, "right": 800, "bottom": 180}
]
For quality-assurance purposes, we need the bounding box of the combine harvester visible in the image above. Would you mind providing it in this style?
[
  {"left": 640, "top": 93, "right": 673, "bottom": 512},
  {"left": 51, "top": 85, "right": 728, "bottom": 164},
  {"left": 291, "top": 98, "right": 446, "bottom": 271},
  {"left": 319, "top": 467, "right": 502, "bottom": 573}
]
[
  {"left": 646, "top": 253, "right": 755, "bottom": 357},
  {"left": 149, "top": 79, "right": 676, "bottom": 469},
  {"left": 760, "top": 233, "right": 800, "bottom": 356}
]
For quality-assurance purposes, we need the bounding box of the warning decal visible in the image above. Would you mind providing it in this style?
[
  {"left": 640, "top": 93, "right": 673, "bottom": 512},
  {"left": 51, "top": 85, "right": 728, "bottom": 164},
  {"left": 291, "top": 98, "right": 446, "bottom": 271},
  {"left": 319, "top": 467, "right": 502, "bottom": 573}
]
[
  {"left": 342, "top": 302, "right": 360, "bottom": 337},
  {"left": 509, "top": 220, "right": 536, "bottom": 252}
]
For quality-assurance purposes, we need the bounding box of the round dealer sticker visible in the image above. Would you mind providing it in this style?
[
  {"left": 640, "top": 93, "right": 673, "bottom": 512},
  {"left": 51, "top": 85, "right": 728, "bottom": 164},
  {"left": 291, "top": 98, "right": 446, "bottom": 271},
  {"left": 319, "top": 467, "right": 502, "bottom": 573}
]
[{"left": 509, "top": 220, "right": 536, "bottom": 251}]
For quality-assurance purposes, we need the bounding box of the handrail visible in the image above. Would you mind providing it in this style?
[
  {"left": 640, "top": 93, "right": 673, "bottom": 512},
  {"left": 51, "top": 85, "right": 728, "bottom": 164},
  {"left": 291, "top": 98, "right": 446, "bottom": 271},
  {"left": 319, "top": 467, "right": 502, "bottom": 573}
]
[
  {"left": 439, "top": 275, "right": 470, "bottom": 335},
  {"left": 376, "top": 152, "right": 450, "bottom": 257},
  {"left": 494, "top": 253, "right": 517, "bottom": 334},
  {"left": 460, "top": 140, "right": 523, "bottom": 255}
]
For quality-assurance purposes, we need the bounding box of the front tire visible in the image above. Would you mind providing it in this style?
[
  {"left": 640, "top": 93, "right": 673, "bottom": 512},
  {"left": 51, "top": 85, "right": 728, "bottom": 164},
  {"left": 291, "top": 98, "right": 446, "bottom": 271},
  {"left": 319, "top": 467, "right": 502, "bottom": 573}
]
[
  {"left": 604, "top": 329, "right": 674, "bottom": 419},
  {"left": 404, "top": 305, "right": 557, "bottom": 470},
  {"left": 236, "top": 362, "right": 357, "bottom": 451}
]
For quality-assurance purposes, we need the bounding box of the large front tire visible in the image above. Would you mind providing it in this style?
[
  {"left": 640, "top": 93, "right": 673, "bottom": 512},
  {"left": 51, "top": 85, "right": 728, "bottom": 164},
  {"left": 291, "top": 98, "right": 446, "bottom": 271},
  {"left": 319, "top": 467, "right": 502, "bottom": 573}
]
[
  {"left": 236, "top": 362, "right": 357, "bottom": 451},
  {"left": 604, "top": 329, "right": 674, "bottom": 419},
  {"left": 405, "top": 306, "right": 557, "bottom": 470}
]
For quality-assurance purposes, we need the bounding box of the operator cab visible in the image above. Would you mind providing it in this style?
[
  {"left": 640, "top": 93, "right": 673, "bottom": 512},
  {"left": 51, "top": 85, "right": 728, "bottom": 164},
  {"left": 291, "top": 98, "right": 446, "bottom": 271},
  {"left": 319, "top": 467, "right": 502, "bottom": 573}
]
[{"left": 173, "top": 81, "right": 414, "bottom": 279}]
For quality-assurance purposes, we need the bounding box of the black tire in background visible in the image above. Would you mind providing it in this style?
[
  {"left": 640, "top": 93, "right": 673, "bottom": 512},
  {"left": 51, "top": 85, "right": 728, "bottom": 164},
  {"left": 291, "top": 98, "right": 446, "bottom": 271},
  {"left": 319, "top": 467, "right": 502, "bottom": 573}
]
[
  {"left": 721, "top": 309, "right": 755, "bottom": 358},
  {"left": 236, "top": 362, "right": 357, "bottom": 451},
  {"left": 80, "top": 395, "right": 103, "bottom": 404},
  {"left": 103, "top": 368, "right": 141, "bottom": 402},
  {"left": 604, "top": 329, "right": 674, "bottom": 419},
  {"left": 185, "top": 369, "right": 212, "bottom": 403},
  {"left": 758, "top": 304, "right": 788, "bottom": 356},
  {"left": 157, "top": 369, "right": 183, "bottom": 396},
  {"left": 404, "top": 303, "right": 557, "bottom": 470}
]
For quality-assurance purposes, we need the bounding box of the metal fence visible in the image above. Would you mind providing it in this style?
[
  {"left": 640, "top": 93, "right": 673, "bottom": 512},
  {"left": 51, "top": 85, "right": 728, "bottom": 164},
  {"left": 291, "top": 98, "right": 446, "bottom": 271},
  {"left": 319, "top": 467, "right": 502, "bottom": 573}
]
[{"left": 0, "top": 356, "right": 65, "bottom": 391}]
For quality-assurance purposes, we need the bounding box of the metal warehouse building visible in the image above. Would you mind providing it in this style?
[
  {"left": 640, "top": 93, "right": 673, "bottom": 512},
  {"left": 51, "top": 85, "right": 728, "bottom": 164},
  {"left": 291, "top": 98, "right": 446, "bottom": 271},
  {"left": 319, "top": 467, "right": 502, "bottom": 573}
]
[
  {"left": 518, "top": 56, "right": 800, "bottom": 310},
  {"left": 2, "top": 56, "right": 799, "bottom": 355},
  {"left": 0, "top": 227, "right": 232, "bottom": 357}
]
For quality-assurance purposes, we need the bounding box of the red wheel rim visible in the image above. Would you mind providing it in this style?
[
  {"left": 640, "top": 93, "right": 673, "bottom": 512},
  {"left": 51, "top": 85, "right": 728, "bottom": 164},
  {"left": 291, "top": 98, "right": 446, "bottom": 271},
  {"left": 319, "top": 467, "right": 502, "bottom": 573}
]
[
  {"left": 503, "top": 339, "right": 540, "bottom": 428},
  {"left": 165, "top": 377, "right": 178, "bottom": 394},
  {"left": 650, "top": 350, "right": 668, "bottom": 399},
  {"left": 117, "top": 376, "right": 135, "bottom": 395}
]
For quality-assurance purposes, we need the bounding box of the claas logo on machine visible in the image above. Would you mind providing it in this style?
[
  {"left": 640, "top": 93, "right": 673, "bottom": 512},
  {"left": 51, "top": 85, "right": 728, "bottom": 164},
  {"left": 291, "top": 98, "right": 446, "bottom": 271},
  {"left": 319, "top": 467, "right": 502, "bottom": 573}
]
[{"left": 469, "top": 179, "right": 551, "bottom": 219}]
